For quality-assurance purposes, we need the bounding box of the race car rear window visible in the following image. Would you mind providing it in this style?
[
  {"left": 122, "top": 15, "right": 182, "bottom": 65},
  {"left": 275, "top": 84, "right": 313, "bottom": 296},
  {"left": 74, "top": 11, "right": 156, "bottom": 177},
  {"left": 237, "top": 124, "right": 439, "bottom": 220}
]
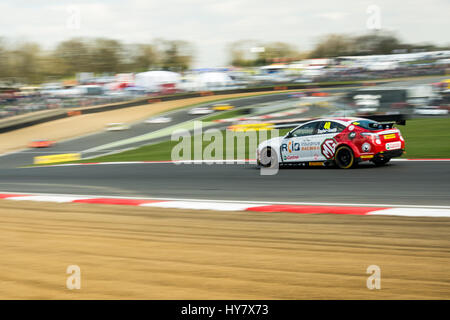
[{"left": 351, "top": 120, "right": 383, "bottom": 131}]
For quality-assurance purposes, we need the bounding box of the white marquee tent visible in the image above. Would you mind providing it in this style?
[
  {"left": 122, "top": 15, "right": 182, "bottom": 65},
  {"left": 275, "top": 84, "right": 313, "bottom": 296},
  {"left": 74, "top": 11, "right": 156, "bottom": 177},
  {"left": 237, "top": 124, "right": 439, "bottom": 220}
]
[{"left": 134, "top": 71, "right": 181, "bottom": 91}]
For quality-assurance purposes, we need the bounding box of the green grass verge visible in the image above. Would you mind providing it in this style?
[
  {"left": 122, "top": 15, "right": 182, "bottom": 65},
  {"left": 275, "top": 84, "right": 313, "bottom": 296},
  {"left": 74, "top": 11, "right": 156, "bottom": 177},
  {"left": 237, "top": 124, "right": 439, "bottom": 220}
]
[
  {"left": 79, "top": 129, "right": 290, "bottom": 163},
  {"left": 201, "top": 109, "right": 248, "bottom": 122},
  {"left": 400, "top": 118, "right": 450, "bottom": 158}
]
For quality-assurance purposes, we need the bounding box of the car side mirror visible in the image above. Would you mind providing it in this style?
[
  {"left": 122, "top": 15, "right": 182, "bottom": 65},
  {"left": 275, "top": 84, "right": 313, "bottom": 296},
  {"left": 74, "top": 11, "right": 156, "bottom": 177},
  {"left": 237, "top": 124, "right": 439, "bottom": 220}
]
[{"left": 285, "top": 131, "right": 293, "bottom": 139}]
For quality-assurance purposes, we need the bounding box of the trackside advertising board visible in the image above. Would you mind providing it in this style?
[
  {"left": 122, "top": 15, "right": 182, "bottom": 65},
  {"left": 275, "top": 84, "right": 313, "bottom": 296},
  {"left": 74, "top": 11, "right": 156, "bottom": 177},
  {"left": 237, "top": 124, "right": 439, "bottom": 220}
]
[{"left": 34, "top": 153, "right": 81, "bottom": 165}]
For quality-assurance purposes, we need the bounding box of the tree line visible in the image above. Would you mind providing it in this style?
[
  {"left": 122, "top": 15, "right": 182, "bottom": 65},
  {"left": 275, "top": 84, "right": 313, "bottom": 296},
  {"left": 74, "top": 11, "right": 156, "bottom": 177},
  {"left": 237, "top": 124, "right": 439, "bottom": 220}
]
[
  {"left": 0, "top": 32, "right": 448, "bottom": 84},
  {"left": 0, "top": 38, "right": 194, "bottom": 84},
  {"left": 229, "top": 32, "right": 449, "bottom": 67}
]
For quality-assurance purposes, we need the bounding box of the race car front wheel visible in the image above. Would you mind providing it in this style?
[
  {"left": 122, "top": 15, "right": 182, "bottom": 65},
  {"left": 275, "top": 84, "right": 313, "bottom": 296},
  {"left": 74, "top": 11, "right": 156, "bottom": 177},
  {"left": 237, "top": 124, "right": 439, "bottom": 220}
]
[
  {"left": 258, "top": 147, "right": 279, "bottom": 168},
  {"left": 334, "top": 146, "right": 356, "bottom": 169}
]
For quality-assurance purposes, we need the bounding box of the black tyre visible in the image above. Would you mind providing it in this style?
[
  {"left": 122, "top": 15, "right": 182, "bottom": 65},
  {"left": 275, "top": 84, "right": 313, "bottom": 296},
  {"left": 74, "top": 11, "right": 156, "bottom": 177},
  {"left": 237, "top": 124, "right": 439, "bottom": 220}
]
[
  {"left": 258, "top": 147, "right": 279, "bottom": 168},
  {"left": 334, "top": 145, "right": 356, "bottom": 169},
  {"left": 372, "top": 158, "right": 390, "bottom": 166}
]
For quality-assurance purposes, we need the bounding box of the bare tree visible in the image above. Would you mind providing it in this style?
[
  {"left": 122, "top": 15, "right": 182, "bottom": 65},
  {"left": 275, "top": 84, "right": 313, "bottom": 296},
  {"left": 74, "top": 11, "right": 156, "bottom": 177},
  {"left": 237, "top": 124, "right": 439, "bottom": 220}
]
[{"left": 309, "top": 34, "right": 352, "bottom": 58}]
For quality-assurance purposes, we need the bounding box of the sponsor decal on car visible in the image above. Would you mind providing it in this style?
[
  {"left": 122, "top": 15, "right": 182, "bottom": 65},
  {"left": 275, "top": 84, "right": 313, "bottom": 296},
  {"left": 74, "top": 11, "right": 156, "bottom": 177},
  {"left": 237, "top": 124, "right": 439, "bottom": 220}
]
[
  {"left": 317, "top": 122, "right": 338, "bottom": 134},
  {"left": 317, "top": 128, "right": 337, "bottom": 134},
  {"left": 281, "top": 141, "right": 300, "bottom": 153},
  {"left": 385, "top": 141, "right": 401, "bottom": 150},
  {"left": 300, "top": 141, "right": 321, "bottom": 151},
  {"left": 320, "top": 138, "right": 337, "bottom": 159},
  {"left": 362, "top": 142, "right": 371, "bottom": 152},
  {"left": 301, "top": 146, "right": 320, "bottom": 151}
]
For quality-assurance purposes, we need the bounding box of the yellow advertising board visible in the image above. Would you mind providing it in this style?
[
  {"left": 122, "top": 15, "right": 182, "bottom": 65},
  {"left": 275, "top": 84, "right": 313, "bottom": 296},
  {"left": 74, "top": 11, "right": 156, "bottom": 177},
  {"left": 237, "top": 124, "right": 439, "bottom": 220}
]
[{"left": 34, "top": 153, "right": 81, "bottom": 165}]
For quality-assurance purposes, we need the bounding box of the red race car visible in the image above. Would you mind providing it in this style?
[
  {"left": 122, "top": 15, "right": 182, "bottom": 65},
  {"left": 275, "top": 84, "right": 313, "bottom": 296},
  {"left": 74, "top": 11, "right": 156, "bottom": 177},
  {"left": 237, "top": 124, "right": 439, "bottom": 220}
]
[
  {"left": 257, "top": 117, "right": 406, "bottom": 169},
  {"left": 28, "top": 140, "right": 55, "bottom": 148}
]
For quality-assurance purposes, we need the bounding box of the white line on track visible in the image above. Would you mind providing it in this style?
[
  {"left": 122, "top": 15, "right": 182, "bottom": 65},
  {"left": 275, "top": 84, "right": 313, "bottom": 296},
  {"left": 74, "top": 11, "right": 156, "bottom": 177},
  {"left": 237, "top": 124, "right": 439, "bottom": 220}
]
[
  {"left": 0, "top": 148, "right": 28, "bottom": 157},
  {"left": 81, "top": 147, "right": 137, "bottom": 159}
]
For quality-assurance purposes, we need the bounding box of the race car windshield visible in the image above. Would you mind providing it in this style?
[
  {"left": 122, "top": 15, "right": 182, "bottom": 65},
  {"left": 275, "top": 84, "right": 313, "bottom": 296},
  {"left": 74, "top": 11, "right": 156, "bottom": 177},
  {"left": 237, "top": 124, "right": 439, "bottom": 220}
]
[{"left": 352, "top": 120, "right": 383, "bottom": 131}]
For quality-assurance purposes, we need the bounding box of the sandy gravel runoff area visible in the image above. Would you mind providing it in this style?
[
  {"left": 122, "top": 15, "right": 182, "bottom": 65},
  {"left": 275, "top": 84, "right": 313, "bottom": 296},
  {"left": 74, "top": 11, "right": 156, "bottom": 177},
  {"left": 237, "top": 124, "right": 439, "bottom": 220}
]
[
  {"left": 0, "top": 91, "right": 282, "bottom": 154},
  {"left": 0, "top": 199, "right": 448, "bottom": 299}
]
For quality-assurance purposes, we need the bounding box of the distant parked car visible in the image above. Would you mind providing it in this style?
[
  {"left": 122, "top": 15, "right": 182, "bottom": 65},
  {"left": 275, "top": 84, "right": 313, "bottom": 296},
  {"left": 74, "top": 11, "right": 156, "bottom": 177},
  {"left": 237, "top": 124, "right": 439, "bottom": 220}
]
[
  {"left": 413, "top": 106, "right": 448, "bottom": 115},
  {"left": 289, "top": 92, "right": 306, "bottom": 98},
  {"left": 29, "top": 140, "right": 55, "bottom": 148},
  {"left": 145, "top": 116, "right": 172, "bottom": 124},
  {"left": 293, "top": 78, "right": 313, "bottom": 83},
  {"left": 105, "top": 123, "right": 130, "bottom": 131},
  {"left": 188, "top": 107, "right": 214, "bottom": 115},
  {"left": 212, "top": 104, "right": 234, "bottom": 111}
]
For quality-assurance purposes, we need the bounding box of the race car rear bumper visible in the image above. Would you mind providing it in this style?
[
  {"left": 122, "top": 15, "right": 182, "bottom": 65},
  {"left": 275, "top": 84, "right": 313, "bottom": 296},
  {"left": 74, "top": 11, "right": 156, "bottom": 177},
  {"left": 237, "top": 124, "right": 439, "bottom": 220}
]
[
  {"left": 373, "top": 149, "right": 404, "bottom": 160},
  {"left": 358, "top": 149, "right": 404, "bottom": 162}
]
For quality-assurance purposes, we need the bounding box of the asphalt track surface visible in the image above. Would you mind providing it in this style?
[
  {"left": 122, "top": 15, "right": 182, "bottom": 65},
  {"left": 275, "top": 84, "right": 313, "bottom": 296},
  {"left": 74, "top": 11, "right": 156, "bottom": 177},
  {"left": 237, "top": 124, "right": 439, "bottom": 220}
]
[
  {"left": 0, "top": 76, "right": 448, "bottom": 206},
  {"left": 1, "top": 161, "right": 449, "bottom": 206}
]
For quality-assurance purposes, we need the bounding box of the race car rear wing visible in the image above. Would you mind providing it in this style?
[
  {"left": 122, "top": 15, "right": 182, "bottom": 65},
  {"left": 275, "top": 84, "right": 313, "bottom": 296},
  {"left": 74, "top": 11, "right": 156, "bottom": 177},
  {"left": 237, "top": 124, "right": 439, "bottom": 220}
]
[
  {"left": 271, "top": 114, "right": 407, "bottom": 130},
  {"left": 240, "top": 114, "right": 408, "bottom": 130},
  {"left": 374, "top": 122, "right": 402, "bottom": 129},
  {"left": 365, "top": 114, "right": 407, "bottom": 126}
]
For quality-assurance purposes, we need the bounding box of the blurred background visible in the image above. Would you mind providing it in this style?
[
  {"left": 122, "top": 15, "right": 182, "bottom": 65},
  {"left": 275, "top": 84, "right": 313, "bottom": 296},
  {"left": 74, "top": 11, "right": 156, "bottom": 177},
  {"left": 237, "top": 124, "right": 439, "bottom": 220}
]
[
  {"left": 0, "top": 0, "right": 449, "bottom": 119},
  {"left": 0, "top": 1, "right": 449, "bottom": 301}
]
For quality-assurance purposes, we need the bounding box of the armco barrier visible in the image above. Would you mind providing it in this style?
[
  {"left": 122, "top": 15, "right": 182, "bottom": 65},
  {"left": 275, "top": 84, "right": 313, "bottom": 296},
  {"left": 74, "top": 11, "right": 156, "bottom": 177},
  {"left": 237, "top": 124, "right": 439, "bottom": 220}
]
[
  {"left": 33, "top": 153, "right": 81, "bottom": 165},
  {"left": 0, "top": 82, "right": 368, "bottom": 134},
  {"left": 0, "top": 109, "right": 69, "bottom": 134}
]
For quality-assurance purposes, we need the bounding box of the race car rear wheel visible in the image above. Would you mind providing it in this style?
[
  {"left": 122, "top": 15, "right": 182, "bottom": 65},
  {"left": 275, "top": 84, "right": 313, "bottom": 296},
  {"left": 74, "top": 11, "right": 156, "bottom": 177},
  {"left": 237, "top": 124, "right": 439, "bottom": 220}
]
[
  {"left": 258, "top": 147, "right": 279, "bottom": 168},
  {"left": 372, "top": 158, "right": 390, "bottom": 166},
  {"left": 334, "top": 146, "right": 356, "bottom": 169}
]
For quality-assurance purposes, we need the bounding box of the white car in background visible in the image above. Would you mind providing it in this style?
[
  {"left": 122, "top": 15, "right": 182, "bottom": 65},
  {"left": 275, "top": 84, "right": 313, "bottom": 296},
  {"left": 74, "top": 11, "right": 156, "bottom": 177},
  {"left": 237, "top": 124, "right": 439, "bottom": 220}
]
[
  {"left": 106, "top": 123, "right": 130, "bottom": 131},
  {"left": 188, "top": 107, "right": 214, "bottom": 115},
  {"left": 145, "top": 116, "right": 172, "bottom": 124},
  {"left": 413, "top": 106, "right": 448, "bottom": 115}
]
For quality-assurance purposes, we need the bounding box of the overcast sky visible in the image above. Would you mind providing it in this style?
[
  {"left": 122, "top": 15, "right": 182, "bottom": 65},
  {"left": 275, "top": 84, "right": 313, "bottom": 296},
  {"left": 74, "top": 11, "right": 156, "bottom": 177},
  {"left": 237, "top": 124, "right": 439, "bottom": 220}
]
[{"left": 1, "top": 0, "right": 449, "bottom": 67}]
